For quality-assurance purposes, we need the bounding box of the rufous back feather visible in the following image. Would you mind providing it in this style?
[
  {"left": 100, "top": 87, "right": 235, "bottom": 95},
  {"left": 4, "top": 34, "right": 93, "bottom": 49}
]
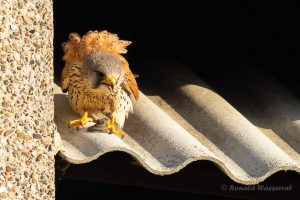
[{"left": 62, "top": 30, "right": 131, "bottom": 64}]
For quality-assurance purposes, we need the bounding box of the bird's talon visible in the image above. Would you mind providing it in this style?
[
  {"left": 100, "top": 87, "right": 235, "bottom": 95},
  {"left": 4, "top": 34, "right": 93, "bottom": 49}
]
[
  {"left": 105, "top": 119, "right": 124, "bottom": 137},
  {"left": 68, "top": 111, "right": 93, "bottom": 130},
  {"left": 115, "top": 130, "right": 124, "bottom": 138}
]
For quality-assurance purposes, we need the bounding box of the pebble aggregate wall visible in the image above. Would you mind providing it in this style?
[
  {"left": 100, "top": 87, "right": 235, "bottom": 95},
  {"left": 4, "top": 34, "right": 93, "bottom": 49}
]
[{"left": 0, "top": 0, "right": 55, "bottom": 199}]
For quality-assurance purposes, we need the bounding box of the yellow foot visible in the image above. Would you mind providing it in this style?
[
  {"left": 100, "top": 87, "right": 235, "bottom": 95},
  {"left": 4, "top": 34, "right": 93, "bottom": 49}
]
[
  {"left": 105, "top": 119, "right": 124, "bottom": 137},
  {"left": 68, "top": 112, "right": 93, "bottom": 130}
]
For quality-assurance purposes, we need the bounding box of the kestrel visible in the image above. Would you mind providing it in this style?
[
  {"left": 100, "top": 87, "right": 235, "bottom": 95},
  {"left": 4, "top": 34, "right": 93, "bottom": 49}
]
[{"left": 60, "top": 30, "right": 139, "bottom": 137}]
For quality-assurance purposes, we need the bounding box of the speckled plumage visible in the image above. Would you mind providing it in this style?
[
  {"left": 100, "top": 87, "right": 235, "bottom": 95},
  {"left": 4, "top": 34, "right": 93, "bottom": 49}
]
[{"left": 61, "top": 30, "right": 138, "bottom": 129}]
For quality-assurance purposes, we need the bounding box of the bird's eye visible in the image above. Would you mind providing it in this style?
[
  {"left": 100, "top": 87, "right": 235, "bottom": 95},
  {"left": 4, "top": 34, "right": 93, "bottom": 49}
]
[{"left": 95, "top": 70, "right": 105, "bottom": 79}]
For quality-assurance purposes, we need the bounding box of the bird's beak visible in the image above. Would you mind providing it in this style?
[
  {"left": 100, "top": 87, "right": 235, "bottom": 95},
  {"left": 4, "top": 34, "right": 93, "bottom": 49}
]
[{"left": 102, "top": 76, "right": 117, "bottom": 89}]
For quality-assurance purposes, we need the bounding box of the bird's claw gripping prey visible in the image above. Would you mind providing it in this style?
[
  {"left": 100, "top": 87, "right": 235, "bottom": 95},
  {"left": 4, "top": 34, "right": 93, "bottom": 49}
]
[
  {"left": 68, "top": 111, "right": 93, "bottom": 131},
  {"left": 87, "top": 118, "right": 124, "bottom": 138}
]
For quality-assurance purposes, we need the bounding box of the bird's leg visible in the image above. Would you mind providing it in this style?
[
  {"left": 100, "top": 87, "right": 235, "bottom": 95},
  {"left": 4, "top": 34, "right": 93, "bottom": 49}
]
[
  {"left": 105, "top": 115, "right": 124, "bottom": 137},
  {"left": 68, "top": 111, "right": 93, "bottom": 130}
]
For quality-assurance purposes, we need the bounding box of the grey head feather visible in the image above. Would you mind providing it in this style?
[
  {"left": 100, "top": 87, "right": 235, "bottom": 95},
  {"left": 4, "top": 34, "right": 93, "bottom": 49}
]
[{"left": 81, "top": 51, "right": 125, "bottom": 89}]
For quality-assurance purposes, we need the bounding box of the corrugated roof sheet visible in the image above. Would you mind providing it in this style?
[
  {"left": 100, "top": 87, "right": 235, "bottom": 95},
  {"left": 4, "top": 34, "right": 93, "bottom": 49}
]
[{"left": 54, "top": 60, "right": 300, "bottom": 185}]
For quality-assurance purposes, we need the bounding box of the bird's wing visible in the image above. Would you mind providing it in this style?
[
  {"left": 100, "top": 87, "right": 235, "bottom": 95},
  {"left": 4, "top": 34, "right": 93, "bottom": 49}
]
[
  {"left": 60, "top": 32, "right": 81, "bottom": 91},
  {"left": 120, "top": 57, "right": 139, "bottom": 100},
  {"left": 62, "top": 32, "right": 81, "bottom": 63},
  {"left": 60, "top": 64, "right": 70, "bottom": 93}
]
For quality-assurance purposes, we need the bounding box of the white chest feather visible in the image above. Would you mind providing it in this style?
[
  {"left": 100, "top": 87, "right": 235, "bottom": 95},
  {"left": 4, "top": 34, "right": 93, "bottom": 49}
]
[{"left": 109, "top": 88, "right": 133, "bottom": 129}]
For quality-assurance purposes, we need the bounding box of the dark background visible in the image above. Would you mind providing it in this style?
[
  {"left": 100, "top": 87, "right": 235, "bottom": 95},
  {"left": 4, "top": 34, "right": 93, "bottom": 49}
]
[
  {"left": 54, "top": 1, "right": 300, "bottom": 199},
  {"left": 54, "top": 0, "right": 300, "bottom": 97}
]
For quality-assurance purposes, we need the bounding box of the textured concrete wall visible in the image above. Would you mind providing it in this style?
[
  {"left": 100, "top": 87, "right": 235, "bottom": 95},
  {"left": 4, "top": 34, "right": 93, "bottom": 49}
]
[{"left": 0, "top": 0, "right": 55, "bottom": 199}]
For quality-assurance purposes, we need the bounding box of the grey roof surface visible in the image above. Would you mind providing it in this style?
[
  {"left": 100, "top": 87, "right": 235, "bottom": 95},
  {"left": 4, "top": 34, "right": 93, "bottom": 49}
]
[{"left": 54, "top": 60, "right": 300, "bottom": 185}]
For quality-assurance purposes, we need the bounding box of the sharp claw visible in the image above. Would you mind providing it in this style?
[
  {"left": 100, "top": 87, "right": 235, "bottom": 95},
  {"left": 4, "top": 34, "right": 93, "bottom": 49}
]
[
  {"left": 105, "top": 118, "right": 124, "bottom": 137},
  {"left": 68, "top": 112, "right": 93, "bottom": 131}
]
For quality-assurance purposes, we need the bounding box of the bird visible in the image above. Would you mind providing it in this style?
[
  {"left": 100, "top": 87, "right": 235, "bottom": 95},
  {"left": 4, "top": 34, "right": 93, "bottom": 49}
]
[{"left": 60, "top": 30, "right": 139, "bottom": 137}]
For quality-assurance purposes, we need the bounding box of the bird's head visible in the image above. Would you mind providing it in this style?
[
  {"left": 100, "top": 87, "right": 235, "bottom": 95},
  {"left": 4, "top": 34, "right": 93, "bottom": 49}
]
[{"left": 81, "top": 51, "right": 125, "bottom": 91}]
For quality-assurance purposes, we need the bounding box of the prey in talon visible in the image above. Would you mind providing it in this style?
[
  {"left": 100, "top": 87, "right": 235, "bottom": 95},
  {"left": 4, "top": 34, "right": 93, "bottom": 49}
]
[{"left": 60, "top": 30, "right": 139, "bottom": 137}]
